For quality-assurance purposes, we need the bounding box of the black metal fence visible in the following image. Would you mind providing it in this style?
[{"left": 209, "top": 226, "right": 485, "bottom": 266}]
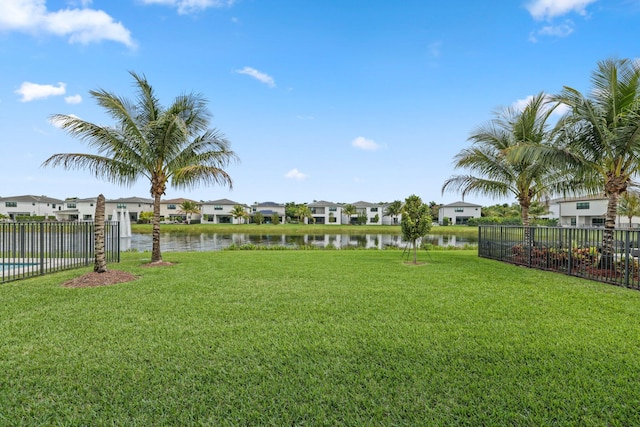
[
  {"left": 478, "top": 225, "right": 640, "bottom": 290},
  {"left": 1, "top": 221, "right": 120, "bottom": 283}
]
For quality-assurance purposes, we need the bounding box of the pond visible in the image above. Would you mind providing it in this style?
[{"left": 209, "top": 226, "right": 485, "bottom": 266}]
[{"left": 121, "top": 232, "right": 478, "bottom": 252}]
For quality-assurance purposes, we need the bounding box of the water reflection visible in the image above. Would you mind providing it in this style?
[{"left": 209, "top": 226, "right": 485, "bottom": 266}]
[{"left": 121, "top": 232, "right": 477, "bottom": 252}]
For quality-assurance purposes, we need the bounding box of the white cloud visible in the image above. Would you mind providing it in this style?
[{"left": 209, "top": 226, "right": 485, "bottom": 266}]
[
  {"left": 235, "top": 67, "right": 276, "bottom": 88},
  {"left": 352, "top": 136, "right": 383, "bottom": 151},
  {"left": 525, "top": 0, "right": 597, "bottom": 20},
  {"left": 0, "top": 0, "right": 135, "bottom": 47},
  {"left": 538, "top": 22, "right": 574, "bottom": 37},
  {"left": 285, "top": 168, "right": 308, "bottom": 180},
  {"left": 140, "top": 0, "right": 235, "bottom": 15},
  {"left": 16, "top": 81, "right": 66, "bottom": 102},
  {"left": 65, "top": 94, "right": 82, "bottom": 104}
]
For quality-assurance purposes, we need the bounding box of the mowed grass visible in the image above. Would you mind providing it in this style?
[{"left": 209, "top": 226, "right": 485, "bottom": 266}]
[{"left": 1, "top": 250, "right": 640, "bottom": 425}]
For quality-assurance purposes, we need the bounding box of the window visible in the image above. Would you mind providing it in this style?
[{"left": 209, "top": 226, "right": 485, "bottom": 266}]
[
  {"left": 454, "top": 208, "right": 464, "bottom": 212},
  {"left": 329, "top": 207, "right": 337, "bottom": 212},
  {"left": 214, "top": 205, "right": 223, "bottom": 210},
  {"left": 83, "top": 215, "right": 92, "bottom": 220},
  {"left": 90, "top": 203, "right": 94, "bottom": 207},
  {"left": 117, "top": 203, "right": 127, "bottom": 209},
  {"left": 52, "top": 204, "right": 56, "bottom": 209},
  {"left": 67, "top": 203, "right": 76, "bottom": 209},
  {"left": 576, "top": 202, "right": 590, "bottom": 210},
  {"left": 570, "top": 218, "right": 577, "bottom": 226},
  {"left": 371, "top": 207, "right": 378, "bottom": 212},
  {"left": 168, "top": 204, "right": 176, "bottom": 210},
  {"left": 5, "top": 202, "right": 16, "bottom": 207},
  {"left": 592, "top": 218, "right": 605, "bottom": 226}
]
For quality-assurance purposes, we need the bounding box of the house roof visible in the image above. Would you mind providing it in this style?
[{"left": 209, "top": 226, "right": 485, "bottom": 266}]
[
  {"left": 253, "top": 201, "right": 284, "bottom": 207},
  {"left": 352, "top": 201, "right": 381, "bottom": 207},
  {"left": 552, "top": 194, "right": 607, "bottom": 204},
  {"left": 0, "top": 195, "right": 64, "bottom": 204},
  {"left": 161, "top": 198, "right": 199, "bottom": 204},
  {"left": 108, "top": 197, "right": 154, "bottom": 204},
  {"left": 204, "top": 198, "right": 245, "bottom": 206},
  {"left": 308, "top": 200, "right": 341, "bottom": 207},
  {"left": 442, "top": 201, "right": 482, "bottom": 208}
]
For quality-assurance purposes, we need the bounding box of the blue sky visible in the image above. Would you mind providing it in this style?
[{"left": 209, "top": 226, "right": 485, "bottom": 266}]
[{"left": 1, "top": 0, "right": 639, "bottom": 206}]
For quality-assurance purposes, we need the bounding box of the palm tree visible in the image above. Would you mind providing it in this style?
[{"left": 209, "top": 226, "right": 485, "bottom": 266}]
[
  {"left": 384, "top": 200, "right": 403, "bottom": 224},
  {"left": 179, "top": 200, "right": 200, "bottom": 224},
  {"left": 296, "top": 204, "right": 313, "bottom": 224},
  {"left": 618, "top": 192, "right": 640, "bottom": 228},
  {"left": 541, "top": 58, "right": 640, "bottom": 265},
  {"left": 230, "top": 204, "right": 248, "bottom": 224},
  {"left": 342, "top": 204, "right": 357, "bottom": 225},
  {"left": 42, "top": 72, "right": 237, "bottom": 263},
  {"left": 528, "top": 200, "right": 550, "bottom": 220},
  {"left": 442, "top": 92, "right": 565, "bottom": 230}
]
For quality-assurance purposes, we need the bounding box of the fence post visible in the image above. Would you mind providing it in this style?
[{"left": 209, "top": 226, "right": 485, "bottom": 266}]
[{"left": 39, "top": 222, "right": 45, "bottom": 276}]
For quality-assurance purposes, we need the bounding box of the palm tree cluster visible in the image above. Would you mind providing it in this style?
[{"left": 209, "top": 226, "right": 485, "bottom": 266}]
[{"left": 443, "top": 58, "right": 640, "bottom": 265}]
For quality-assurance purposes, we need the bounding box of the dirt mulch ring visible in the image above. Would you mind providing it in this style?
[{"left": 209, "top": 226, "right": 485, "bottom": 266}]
[
  {"left": 62, "top": 261, "right": 176, "bottom": 288},
  {"left": 62, "top": 270, "right": 138, "bottom": 288}
]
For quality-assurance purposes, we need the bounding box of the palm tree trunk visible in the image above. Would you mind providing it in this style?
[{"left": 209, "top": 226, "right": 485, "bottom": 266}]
[
  {"left": 93, "top": 194, "right": 107, "bottom": 273},
  {"left": 151, "top": 192, "right": 162, "bottom": 263},
  {"left": 520, "top": 199, "right": 532, "bottom": 264},
  {"left": 599, "top": 191, "right": 620, "bottom": 269}
]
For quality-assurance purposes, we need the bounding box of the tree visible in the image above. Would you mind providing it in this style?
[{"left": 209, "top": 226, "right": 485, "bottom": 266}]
[
  {"left": 230, "top": 204, "right": 248, "bottom": 224},
  {"left": 384, "top": 200, "right": 403, "bottom": 224},
  {"left": 528, "top": 200, "right": 550, "bottom": 220},
  {"left": 442, "top": 92, "right": 564, "bottom": 230},
  {"left": 401, "top": 194, "right": 431, "bottom": 264},
  {"left": 618, "top": 192, "right": 640, "bottom": 228},
  {"left": 428, "top": 201, "right": 441, "bottom": 221},
  {"left": 342, "top": 204, "right": 356, "bottom": 224},
  {"left": 253, "top": 212, "right": 264, "bottom": 225},
  {"left": 296, "top": 204, "right": 313, "bottom": 224},
  {"left": 271, "top": 213, "right": 280, "bottom": 225},
  {"left": 139, "top": 211, "right": 153, "bottom": 224},
  {"left": 179, "top": 200, "right": 200, "bottom": 224},
  {"left": 539, "top": 58, "right": 640, "bottom": 266},
  {"left": 42, "top": 71, "right": 237, "bottom": 263},
  {"left": 94, "top": 194, "right": 107, "bottom": 273}
]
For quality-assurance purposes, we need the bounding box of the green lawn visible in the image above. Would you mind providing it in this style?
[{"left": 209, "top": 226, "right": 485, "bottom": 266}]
[{"left": 2, "top": 250, "right": 639, "bottom": 425}]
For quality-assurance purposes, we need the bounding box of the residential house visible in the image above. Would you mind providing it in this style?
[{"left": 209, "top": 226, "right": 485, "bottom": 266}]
[
  {"left": 545, "top": 195, "right": 637, "bottom": 228},
  {"left": 438, "top": 201, "right": 482, "bottom": 225},
  {"left": 351, "top": 201, "right": 386, "bottom": 225},
  {"left": 54, "top": 197, "right": 98, "bottom": 221},
  {"left": 160, "top": 198, "right": 202, "bottom": 223},
  {"left": 250, "top": 202, "right": 285, "bottom": 224},
  {"left": 201, "top": 199, "right": 249, "bottom": 224},
  {"left": 0, "top": 195, "right": 63, "bottom": 220},
  {"left": 105, "top": 197, "right": 154, "bottom": 223},
  {"left": 308, "top": 200, "right": 342, "bottom": 225}
]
